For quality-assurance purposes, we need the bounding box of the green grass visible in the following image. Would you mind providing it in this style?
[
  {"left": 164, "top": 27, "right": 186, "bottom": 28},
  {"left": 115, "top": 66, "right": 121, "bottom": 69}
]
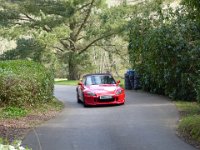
[
  {"left": 176, "top": 101, "right": 200, "bottom": 116},
  {"left": 54, "top": 79, "right": 78, "bottom": 86},
  {"left": 33, "top": 97, "right": 64, "bottom": 112},
  {"left": 0, "top": 98, "right": 64, "bottom": 119},
  {"left": 1, "top": 107, "right": 28, "bottom": 118},
  {"left": 178, "top": 115, "right": 200, "bottom": 142},
  {"left": 176, "top": 101, "right": 200, "bottom": 144}
]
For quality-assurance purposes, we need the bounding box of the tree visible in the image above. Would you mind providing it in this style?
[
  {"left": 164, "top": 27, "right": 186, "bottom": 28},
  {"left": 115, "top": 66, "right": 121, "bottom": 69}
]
[
  {"left": 0, "top": 38, "right": 44, "bottom": 61},
  {"left": 0, "top": 0, "right": 125, "bottom": 79}
]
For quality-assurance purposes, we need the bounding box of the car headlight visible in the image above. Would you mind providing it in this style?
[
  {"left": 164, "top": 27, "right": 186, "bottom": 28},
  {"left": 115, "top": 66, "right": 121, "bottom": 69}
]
[
  {"left": 86, "top": 91, "right": 96, "bottom": 96},
  {"left": 116, "top": 89, "right": 122, "bottom": 95}
]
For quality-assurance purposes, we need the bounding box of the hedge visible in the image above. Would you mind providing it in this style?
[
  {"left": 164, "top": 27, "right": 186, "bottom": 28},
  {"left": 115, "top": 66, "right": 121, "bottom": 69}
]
[
  {"left": 128, "top": 5, "right": 200, "bottom": 101},
  {"left": 0, "top": 60, "right": 54, "bottom": 107}
]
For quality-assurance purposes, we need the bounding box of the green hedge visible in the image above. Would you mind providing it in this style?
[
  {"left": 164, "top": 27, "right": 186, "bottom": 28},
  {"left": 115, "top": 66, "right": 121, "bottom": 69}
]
[
  {"left": 0, "top": 60, "right": 54, "bottom": 107},
  {"left": 128, "top": 5, "right": 200, "bottom": 101}
]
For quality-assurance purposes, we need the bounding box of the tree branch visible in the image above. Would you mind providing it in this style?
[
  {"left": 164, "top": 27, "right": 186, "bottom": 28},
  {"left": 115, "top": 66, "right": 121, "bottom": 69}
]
[
  {"left": 65, "top": 38, "right": 76, "bottom": 46},
  {"left": 93, "top": 44, "right": 117, "bottom": 47},
  {"left": 77, "top": 36, "right": 87, "bottom": 41},
  {"left": 76, "top": 3, "right": 91, "bottom": 11},
  {"left": 43, "top": 25, "right": 52, "bottom": 32},
  {"left": 78, "top": 32, "right": 116, "bottom": 54},
  {"left": 101, "top": 46, "right": 126, "bottom": 79},
  {"left": 74, "top": 0, "right": 95, "bottom": 40},
  {"left": 60, "top": 37, "right": 77, "bottom": 51},
  {"left": 60, "top": 39, "right": 70, "bottom": 49},
  {"left": 23, "top": 14, "right": 35, "bottom": 22},
  {"left": 53, "top": 46, "right": 64, "bottom": 52},
  {"left": 11, "top": 22, "right": 23, "bottom": 26}
]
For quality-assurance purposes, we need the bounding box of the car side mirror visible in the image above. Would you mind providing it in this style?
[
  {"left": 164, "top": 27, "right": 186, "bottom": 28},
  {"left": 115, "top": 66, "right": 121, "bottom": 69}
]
[{"left": 116, "top": 80, "right": 120, "bottom": 85}]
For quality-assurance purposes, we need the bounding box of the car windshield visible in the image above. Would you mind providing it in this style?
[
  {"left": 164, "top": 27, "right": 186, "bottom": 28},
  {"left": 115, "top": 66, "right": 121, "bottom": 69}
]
[{"left": 85, "top": 75, "right": 116, "bottom": 85}]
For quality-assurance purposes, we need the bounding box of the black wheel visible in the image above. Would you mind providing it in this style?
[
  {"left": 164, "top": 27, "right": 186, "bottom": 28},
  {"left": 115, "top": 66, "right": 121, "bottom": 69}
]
[
  {"left": 77, "top": 92, "right": 81, "bottom": 103},
  {"left": 82, "top": 96, "right": 88, "bottom": 107},
  {"left": 83, "top": 102, "right": 88, "bottom": 107}
]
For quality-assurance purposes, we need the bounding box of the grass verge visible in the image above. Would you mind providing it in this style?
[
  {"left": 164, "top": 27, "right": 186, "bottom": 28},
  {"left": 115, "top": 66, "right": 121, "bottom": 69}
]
[
  {"left": 54, "top": 79, "right": 78, "bottom": 86},
  {"left": 175, "top": 101, "right": 200, "bottom": 149},
  {"left": 0, "top": 98, "right": 64, "bottom": 143}
]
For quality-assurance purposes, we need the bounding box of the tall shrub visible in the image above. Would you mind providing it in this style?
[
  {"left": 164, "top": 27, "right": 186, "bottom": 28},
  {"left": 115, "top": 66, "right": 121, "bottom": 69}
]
[
  {"left": 0, "top": 60, "right": 54, "bottom": 107},
  {"left": 128, "top": 5, "right": 200, "bottom": 101}
]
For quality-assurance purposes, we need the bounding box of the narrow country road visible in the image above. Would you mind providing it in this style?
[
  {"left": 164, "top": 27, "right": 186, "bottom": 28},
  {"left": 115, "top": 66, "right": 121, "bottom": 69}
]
[{"left": 23, "top": 85, "right": 197, "bottom": 150}]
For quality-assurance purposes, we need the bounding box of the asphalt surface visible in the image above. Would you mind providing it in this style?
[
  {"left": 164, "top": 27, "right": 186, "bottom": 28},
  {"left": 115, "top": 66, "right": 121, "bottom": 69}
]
[{"left": 22, "top": 85, "right": 197, "bottom": 150}]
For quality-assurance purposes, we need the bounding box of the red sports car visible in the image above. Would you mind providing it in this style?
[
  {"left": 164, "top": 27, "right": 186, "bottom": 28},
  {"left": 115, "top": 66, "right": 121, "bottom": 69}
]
[{"left": 76, "top": 73, "right": 125, "bottom": 107}]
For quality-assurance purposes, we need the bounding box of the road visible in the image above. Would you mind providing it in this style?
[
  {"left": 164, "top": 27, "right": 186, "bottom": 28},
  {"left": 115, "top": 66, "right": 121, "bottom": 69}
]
[{"left": 22, "top": 85, "right": 197, "bottom": 150}]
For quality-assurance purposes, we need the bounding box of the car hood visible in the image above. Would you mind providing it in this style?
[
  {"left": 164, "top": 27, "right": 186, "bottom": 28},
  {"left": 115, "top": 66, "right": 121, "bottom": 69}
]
[{"left": 86, "top": 84, "right": 118, "bottom": 95}]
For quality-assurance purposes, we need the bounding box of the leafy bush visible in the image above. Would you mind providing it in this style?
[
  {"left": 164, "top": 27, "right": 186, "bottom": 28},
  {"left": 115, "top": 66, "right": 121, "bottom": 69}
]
[
  {"left": 0, "top": 60, "right": 54, "bottom": 107},
  {"left": 0, "top": 139, "right": 30, "bottom": 150},
  {"left": 196, "top": 79, "right": 200, "bottom": 102},
  {"left": 128, "top": 4, "right": 200, "bottom": 101}
]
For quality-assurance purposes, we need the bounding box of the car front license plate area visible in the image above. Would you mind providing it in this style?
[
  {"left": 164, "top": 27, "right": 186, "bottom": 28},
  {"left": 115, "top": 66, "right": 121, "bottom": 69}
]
[
  {"left": 100, "top": 95, "right": 113, "bottom": 100},
  {"left": 98, "top": 95, "right": 115, "bottom": 102}
]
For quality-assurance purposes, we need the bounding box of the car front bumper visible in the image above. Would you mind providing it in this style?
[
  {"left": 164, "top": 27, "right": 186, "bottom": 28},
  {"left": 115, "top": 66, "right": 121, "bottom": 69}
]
[{"left": 84, "top": 94, "right": 125, "bottom": 106}]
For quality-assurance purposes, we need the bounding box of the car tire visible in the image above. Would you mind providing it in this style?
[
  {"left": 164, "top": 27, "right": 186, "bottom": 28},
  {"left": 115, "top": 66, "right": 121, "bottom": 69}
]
[
  {"left": 84, "top": 102, "right": 88, "bottom": 107},
  {"left": 77, "top": 92, "right": 81, "bottom": 103},
  {"left": 82, "top": 96, "right": 88, "bottom": 107}
]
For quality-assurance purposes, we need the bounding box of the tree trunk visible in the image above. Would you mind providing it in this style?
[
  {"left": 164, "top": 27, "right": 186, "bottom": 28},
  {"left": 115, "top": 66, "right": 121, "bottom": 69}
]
[{"left": 68, "top": 52, "right": 80, "bottom": 80}]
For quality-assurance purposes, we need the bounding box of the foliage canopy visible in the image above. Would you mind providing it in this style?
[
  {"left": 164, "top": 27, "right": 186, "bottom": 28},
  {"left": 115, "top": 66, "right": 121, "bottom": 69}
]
[
  {"left": 0, "top": 0, "right": 130, "bottom": 79},
  {"left": 128, "top": 1, "right": 200, "bottom": 101}
]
